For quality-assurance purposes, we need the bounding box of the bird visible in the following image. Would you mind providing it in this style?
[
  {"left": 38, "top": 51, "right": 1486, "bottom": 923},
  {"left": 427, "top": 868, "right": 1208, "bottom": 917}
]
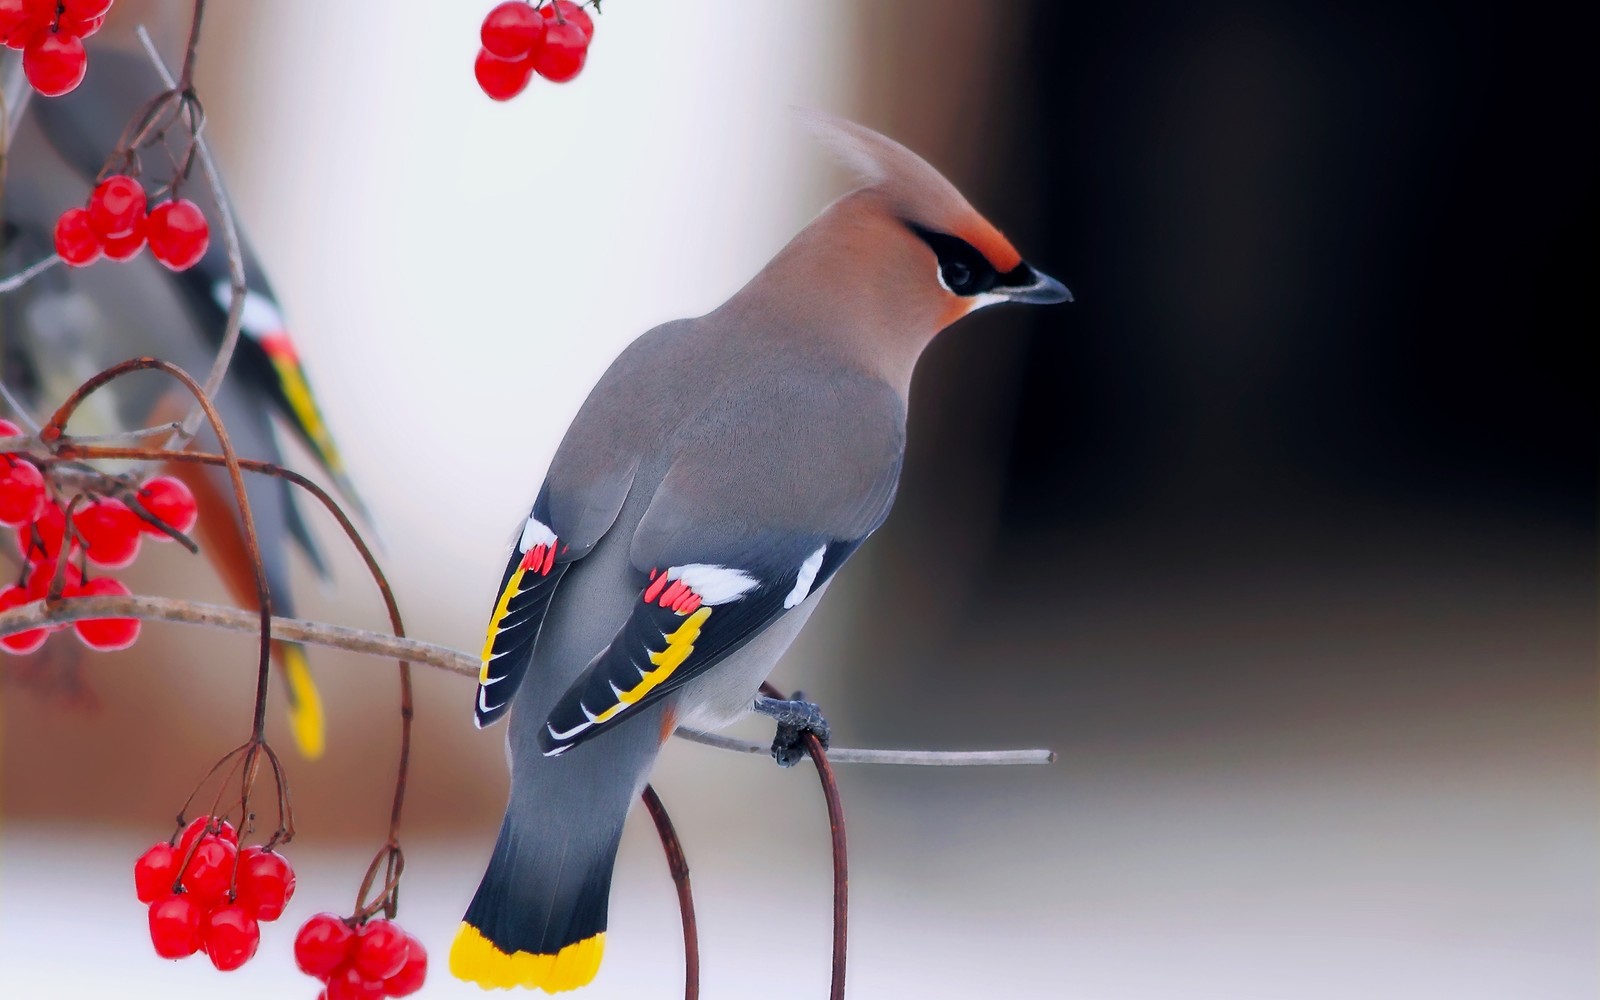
[
  {"left": 0, "top": 46, "right": 369, "bottom": 759},
  {"left": 451, "top": 112, "right": 1071, "bottom": 993}
]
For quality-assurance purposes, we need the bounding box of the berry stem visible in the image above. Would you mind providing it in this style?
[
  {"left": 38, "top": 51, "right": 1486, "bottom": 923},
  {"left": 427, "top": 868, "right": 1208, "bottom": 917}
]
[{"left": 43, "top": 359, "right": 275, "bottom": 742}]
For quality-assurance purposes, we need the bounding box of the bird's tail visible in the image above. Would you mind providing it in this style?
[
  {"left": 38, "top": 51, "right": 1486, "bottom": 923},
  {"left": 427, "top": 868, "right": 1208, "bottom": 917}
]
[{"left": 451, "top": 704, "right": 669, "bottom": 993}]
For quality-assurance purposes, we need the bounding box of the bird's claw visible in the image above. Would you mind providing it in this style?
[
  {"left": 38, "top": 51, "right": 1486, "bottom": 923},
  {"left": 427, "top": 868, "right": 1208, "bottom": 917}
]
[{"left": 753, "top": 692, "right": 830, "bottom": 768}]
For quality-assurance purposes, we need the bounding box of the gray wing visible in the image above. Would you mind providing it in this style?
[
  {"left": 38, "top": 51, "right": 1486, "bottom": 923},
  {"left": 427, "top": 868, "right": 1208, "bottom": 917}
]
[{"left": 538, "top": 367, "right": 905, "bottom": 755}]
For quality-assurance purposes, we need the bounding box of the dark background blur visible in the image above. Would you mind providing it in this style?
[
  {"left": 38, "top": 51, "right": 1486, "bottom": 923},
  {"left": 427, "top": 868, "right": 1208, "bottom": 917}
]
[{"left": 3, "top": 2, "right": 1594, "bottom": 997}]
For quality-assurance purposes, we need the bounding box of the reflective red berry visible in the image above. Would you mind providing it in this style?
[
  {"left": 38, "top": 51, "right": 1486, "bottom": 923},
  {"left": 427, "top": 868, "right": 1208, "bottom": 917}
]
[
  {"left": 540, "top": 0, "right": 594, "bottom": 40},
  {"left": 146, "top": 199, "right": 210, "bottom": 271},
  {"left": 135, "top": 842, "right": 179, "bottom": 903},
  {"left": 25, "top": 558, "right": 84, "bottom": 601},
  {"left": 0, "top": 584, "right": 48, "bottom": 654},
  {"left": 101, "top": 222, "right": 146, "bottom": 262},
  {"left": 61, "top": 0, "right": 113, "bottom": 18},
  {"left": 178, "top": 816, "right": 238, "bottom": 857},
  {"left": 296, "top": 913, "right": 356, "bottom": 979},
  {"left": 481, "top": 1, "right": 543, "bottom": 59},
  {"left": 149, "top": 894, "right": 205, "bottom": 959},
  {"left": 73, "top": 577, "right": 140, "bottom": 651},
  {"left": 23, "top": 30, "right": 87, "bottom": 97},
  {"left": 74, "top": 497, "right": 142, "bottom": 568},
  {"left": 180, "top": 836, "right": 237, "bottom": 907},
  {"left": 381, "top": 934, "right": 428, "bottom": 996},
  {"left": 531, "top": 21, "right": 587, "bottom": 83},
  {"left": 475, "top": 47, "right": 534, "bottom": 101},
  {"left": 16, "top": 499, "right": 67, "bottom": 562},
  {"left": 354, "top": 919, "right": 410, "bottom": 981},
  {"left": 236, "top": 846, "right": 296, "bottom": 921},
  {"left": 326, "top": 963, "right": 385, "bottom": 1000},
  {"left": 87, "top": 175, "right": 147, "bottom": 240},
  {"left": 203, "top": 904, "right": 261, "bottom": 971},
  {"left": 136, "top": 475, "right": 199, "bottom": 536},
  {"left": 54, "top": 207, "right": 103, "bottom": 267},
  {"left": 0, "top": 456, "right": 45, "bottom": 525}
]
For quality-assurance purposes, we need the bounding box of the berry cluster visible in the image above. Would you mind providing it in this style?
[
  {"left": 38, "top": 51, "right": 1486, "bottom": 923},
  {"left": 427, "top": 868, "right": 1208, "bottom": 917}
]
[
  {"left": 0, "top": 0, "right": 113, "bottom": 98},
  {"left": 0, "top": 417, "right": 198, "bottom": 654},
  {"left": 475, "top": 0, "right": 596, "bottom": 101},
  {"left": 295, "top": 913, "right": 428, "bottom": 998},
  {"left": 136, "top": 817, "right": 297, "bottom": 971},
  {"left": 55, "top": 174, "right": 211, "bottom": 271}
]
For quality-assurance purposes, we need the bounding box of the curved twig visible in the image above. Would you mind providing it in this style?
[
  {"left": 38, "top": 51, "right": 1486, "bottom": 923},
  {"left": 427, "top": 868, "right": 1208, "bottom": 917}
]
[{"left": 641, "top": 785, "right": 699, "bottom": 1000}]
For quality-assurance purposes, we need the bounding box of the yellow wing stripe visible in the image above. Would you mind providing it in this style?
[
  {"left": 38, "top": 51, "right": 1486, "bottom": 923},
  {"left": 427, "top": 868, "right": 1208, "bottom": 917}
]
[
  {"left": 281, "top": 645, "right": 325, "bottom": 761},
  {"left": 269, "top": 355, "right": 345, "bottom": 476},
  {"left": 480, "top": 562, "right": 531, "bottom": 683},
  {"left": 450, "top": 922, "right": 604, "bottom": 992},
  {"left": 592, "top": 606, "right": 712, "bottom": 725}
]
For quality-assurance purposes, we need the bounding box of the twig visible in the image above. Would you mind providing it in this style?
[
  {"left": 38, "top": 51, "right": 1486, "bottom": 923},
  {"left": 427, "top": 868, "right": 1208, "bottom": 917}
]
[
  {"left": 0, "top": 253, "right": 62, "bottom": 295},
  {"left": 764, "top": 682, "right": 848, "bottom": 1000},
  {"left": 133, "top": 26, "right": 246, "bottom": 450},
  {"left": 0, "top": 592, "right": 1057, "bottom": 768},
  {"left": 641, "top": 785, "right": 699, "bottom": 1000},
  {"left": 41, "top": 358, "right": 276, "bottom": 739}
]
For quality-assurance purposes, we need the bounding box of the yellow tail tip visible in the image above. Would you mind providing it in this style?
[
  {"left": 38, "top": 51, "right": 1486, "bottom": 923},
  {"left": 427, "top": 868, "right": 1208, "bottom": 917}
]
[
  {"left": 281, "top": 647, "right": 325, "bottom": 760},
  {"left": 450, "top": 922, "right": 604, "bottom": 992}
]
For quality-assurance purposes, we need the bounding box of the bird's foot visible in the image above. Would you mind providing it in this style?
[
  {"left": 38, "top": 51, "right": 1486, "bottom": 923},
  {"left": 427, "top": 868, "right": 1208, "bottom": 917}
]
[{"left": 753, "top": 691, "right": 830, "bottom": 768}]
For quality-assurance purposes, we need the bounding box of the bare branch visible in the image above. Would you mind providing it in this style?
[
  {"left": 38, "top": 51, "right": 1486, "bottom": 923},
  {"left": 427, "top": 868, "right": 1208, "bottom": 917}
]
[
  {"left": 133, "top": 26, "right": 246, "bottom": 450},
  {"left": 0, "top": 253, "right": 62, "bottom": 295},
  {"left": 0, "top": 592, "right": 1058, "bottom": 768}
]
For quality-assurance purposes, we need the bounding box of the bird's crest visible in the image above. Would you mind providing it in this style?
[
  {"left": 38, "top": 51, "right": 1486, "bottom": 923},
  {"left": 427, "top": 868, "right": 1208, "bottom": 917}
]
[{"left": 795, "top": 108, "right": 1022, "bottom": 273}]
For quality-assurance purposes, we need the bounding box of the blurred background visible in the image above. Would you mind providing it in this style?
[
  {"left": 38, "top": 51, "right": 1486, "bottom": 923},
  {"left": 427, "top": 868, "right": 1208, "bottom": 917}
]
[{"left": 1, "top": 1, "right": 1593, "bottom": 997}]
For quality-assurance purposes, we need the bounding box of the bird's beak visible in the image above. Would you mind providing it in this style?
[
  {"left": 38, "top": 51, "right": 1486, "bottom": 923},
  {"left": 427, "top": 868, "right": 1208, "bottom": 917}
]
[{"left": 1002, "top": 265, "right": 1073, "bottom": 305}]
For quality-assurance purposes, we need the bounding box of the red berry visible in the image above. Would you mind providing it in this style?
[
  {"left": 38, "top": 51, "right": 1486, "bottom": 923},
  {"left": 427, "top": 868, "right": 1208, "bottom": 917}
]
[
  {"left": 0, "top": 584, "right": 48, "bottom": 654},
  {"left": 87, "top": 175, "right": 147, "bottom": 240},
  {"left": 135, "top": 475, "right": 199, "bottom": 536},
  {"left": 61, "top": 0, "right": 112, "bottom": 18},
  {"left": 101, "top": 221, "right": 146, "bottom": 262},
  {"left": 149, "top": 894, "right": 205, "bottom": 959},
  {"left": 54, "top": 206, "right": 103, "bottom": 267},
  {"left": 135, "top": 842, "right": 179, "bottom": 903},
  {"left": 74, "top": 497, "right": 142, "bottom": 568},
  {"left": 23, "top": 30, "right": 86, "bottom": 97},
  {"left": 146, "top": 199, "right": 210, "bottom": 271},
  {"left": 16, "top": 499, "right": 67, "bottom": 562},
  {"left": 180, "top": 836, "right": 237, "bottom": 907},
  {"left": 354, "top": 919, "right": 410, "bottom": 981},
  {"left": 0, "top": 456, "right": 45, "bottom": 525},
  {"left": 236, "top": 847, "right": 296, "bottom": 921},
  {"left": 177, "top": 816, "right": 238, "bottom": 857},
  {"left": 24, "top": 558, "right": 84, "bottom": 601},
  {"left": 0, "top": 418, "right": 20, "bottom": 435},
  {"left": 474, "top": 47, "right": 534, "bottom": 101},
  {"left": 327, "top": 963, "right": 385, "bottom": 1000},
  {"left": 481, "top": 1, "right": 543, "bottom": 59},
  {"left": 0, "top": 0, "right": 48, "bottom": 50},
  {"left": 539, "top": 0, "right": 594, "bottom": 40},
  {"left": 531, "top": 21, "right": 587, "bottom": 83},
  {"left": 203, "top": 904, "right": 261, "bottom": 971},
  {"left": 73, "top": 576, "right": 140, "bottom": 650},
  {"left": 60, "top": 11, "right": 103, "bottom": 36},
  {"left": 295, "top": 913, "right": 356, "bottom": 979},
  {"left": 381, "top": 934, "right": 428, "bottom": 996}
]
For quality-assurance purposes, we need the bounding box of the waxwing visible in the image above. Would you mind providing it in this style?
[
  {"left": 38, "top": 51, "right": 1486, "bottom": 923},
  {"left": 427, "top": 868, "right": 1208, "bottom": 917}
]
[
  {"left": 452, "top": 112, "right": 1070, "bottom": 992},
  {"left": 0, "top": 47, "right": 371, "bottom": 759}
]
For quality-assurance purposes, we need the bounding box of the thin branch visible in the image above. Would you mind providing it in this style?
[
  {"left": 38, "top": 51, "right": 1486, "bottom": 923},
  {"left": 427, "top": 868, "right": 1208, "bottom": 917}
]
[
  {"left": 0, "top": 253, "right": 62, "bottom": 295},
  {"left": 133, "top": 26, "right": 246, "bottom": 450},
  {"left": 0, "top": 380, "right": 42, "bottom": 433},
  {"left": 641, "top": 785, "right": 699, "bottom": 1000},
  {"left": 0, "top": 592, "right": 1058, "bottom": 768}
]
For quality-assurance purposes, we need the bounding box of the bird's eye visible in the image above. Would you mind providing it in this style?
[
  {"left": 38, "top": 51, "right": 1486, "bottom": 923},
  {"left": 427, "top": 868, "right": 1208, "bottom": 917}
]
[
  {"left": 908, "top": 224, "right": 999, "bottom": 298},
  {"left": 941, "top": 262, "right": 973, "bottom": 292}
]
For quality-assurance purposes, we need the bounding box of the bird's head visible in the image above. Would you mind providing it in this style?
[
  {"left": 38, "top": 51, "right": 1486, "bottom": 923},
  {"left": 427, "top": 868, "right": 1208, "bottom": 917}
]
[{"left": 730, "top": 112, "right": 1070, "bottom": 393}]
